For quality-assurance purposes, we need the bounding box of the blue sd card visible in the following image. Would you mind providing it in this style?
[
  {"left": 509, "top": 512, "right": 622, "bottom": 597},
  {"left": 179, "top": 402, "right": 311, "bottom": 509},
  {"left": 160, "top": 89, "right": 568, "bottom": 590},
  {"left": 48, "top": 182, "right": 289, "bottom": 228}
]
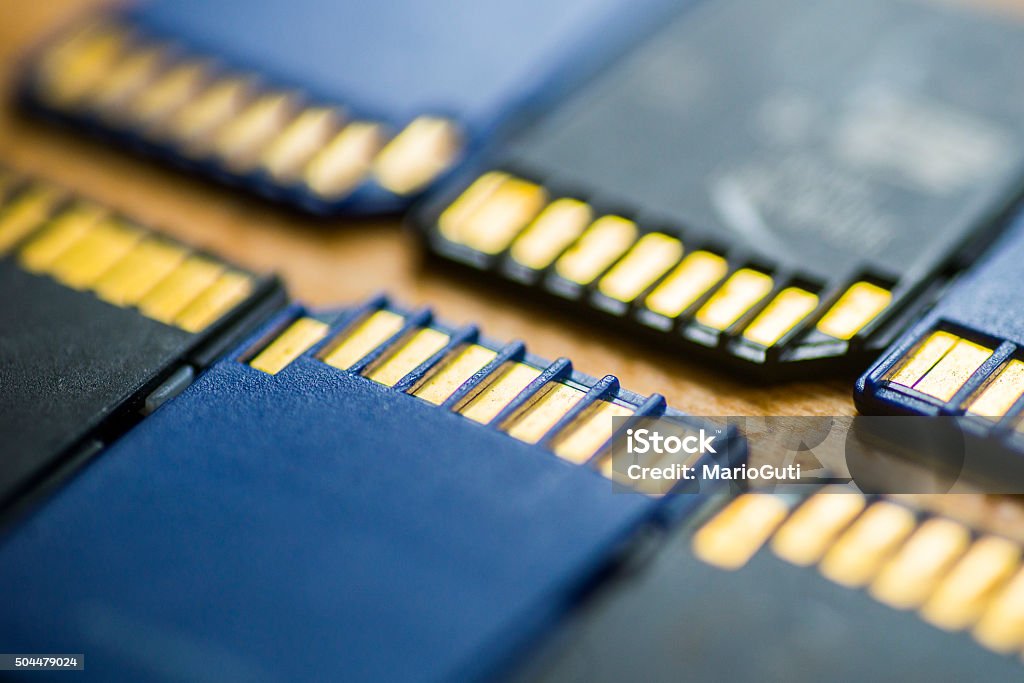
[
  {"left": 18, "top": 0, "right": 669, "bottom": 215},
  {"left": 0, "top": 296, "right": 742, "bottom": 682},
  {"left": 856, "top": 213, "right": 1024, "bottom": 479}
]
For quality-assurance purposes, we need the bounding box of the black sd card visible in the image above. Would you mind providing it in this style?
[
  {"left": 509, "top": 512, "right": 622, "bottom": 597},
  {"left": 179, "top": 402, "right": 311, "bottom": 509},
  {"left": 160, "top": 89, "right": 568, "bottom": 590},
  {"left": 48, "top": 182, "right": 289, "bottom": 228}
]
[
  {"left": 0, "top": 168, "right": 284, "bottom": 511},
  {"left": 515, "top": 491, "right": 1024, "bottom": 681},
  {"left": 414, "top": 0, "right": 1024, "bottom": 378}
]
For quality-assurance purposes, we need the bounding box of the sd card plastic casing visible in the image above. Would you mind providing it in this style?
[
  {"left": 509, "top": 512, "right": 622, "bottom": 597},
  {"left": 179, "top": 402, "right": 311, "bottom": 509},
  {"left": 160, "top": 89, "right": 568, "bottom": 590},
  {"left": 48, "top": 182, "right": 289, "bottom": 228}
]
[
  {"left": 0, "top": 297, "right": 743, "bottom": 682},
  {"left": 19, "top": 0, "right": 672, "bottom": 215},
  {"left": 515, "top": 491, "right": 1024, "bottom": 682},
  {"left": 413, "top": 0, "right": 1024, "bottom": 378},
  {"left": 0, "top": 168, "right": 284, "bottom": 512},
  {"left": 856, "top": 212, "right": 1024, "bottom": 482}
]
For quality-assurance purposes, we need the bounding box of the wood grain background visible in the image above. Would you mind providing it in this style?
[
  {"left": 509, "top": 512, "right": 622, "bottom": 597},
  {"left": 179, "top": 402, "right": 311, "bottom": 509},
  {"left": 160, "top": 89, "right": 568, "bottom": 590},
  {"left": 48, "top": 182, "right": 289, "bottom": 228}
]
[{"left": 2, "top": 0, "right": 1022, "bottom": 537}]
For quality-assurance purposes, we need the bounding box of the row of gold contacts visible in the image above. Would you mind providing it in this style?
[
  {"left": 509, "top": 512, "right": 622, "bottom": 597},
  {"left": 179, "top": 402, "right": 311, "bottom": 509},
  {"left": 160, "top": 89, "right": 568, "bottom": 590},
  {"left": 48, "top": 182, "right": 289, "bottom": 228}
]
[
  {"left": 883, "top": 330, "right": 1024, "bottom": 426},
  {"left": 30, "top": 20, "right": 461, "bottom": 199},
  {"left": 437, "top": 171, "right": 892, "bottom": 349},
  {"left": 0, "top": 172, "right": 255, "bottom": 334},
  {"left": 694, "top": 490, "right": 1024, "bottom": 658},
  {"left": 244, "top": 300, "right": 676, "bottom": 475}
]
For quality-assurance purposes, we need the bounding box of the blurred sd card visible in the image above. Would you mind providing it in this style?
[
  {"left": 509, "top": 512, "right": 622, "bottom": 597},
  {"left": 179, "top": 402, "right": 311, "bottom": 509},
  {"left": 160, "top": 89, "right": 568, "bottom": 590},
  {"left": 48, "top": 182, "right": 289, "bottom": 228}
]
[
  {"left": 414, "top": 0, "right": 1024, "bottom": 378},
  {"left": 515, "top": 490, "right": 1024, "bottom": 682},
  {"left": 0, "top": 167, "right": 284, "bottom": 513},
  {"left": 19, "top": 0, "right": 669, "bottom": 215}
]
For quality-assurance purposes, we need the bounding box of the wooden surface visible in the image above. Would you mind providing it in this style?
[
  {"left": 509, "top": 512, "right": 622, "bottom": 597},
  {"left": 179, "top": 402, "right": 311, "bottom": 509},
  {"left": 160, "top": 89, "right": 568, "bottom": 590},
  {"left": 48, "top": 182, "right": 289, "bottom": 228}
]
[{"left": 2, "top": 0, "right": 1022, "bottom": 537}]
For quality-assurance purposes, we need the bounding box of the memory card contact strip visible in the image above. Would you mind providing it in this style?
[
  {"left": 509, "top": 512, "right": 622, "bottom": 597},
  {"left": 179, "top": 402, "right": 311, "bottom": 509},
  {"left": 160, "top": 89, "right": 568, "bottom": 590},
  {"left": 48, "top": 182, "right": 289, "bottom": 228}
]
[
  {"left": 417, "top": 169, "right": 914, "bottom": 376},
  {"left": 23, "top": 20, "right": 463, "bottom": 214},
  {"left": 243, "top": 294, "right": 729, "bottom": 486},
  {"left": 694, "top": 491, "right": 1024, "bottom": 657}
]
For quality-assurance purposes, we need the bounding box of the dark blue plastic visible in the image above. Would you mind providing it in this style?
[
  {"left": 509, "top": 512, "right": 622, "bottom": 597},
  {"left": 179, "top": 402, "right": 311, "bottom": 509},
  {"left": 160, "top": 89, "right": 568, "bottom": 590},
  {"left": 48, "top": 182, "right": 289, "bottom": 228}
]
[
  {"left": 0, "top": 301, "right": 739, "bottom": 681},
  {"left": 129, "top": 0, "right": 657, "bottom": 132},
  {"left": 858, "top": 214, "right": 1024, "bottom": 407},
  {"left": 22, "top": 0, "right": 675, "bottom": 215},
  {"left": 856, "top": 212, "right": 1024, "bottom": 471}
]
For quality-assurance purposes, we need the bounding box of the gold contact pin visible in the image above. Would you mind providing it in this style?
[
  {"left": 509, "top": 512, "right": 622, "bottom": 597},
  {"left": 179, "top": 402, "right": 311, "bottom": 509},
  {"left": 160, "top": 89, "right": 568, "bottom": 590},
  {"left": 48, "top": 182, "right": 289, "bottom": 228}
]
[
  {"left": 261, "top": 107, "right": 343, "bottom": 182},
  {"left": 249, "top": 317, "right": 329, "bottom": 375},
  {"left": 504, "top": 383, "right": 587, "bottom": 445},
  {"left": 819, "top": 501, "right": 916, "bottom": 587},
  {"left": 868, "top": 518, "right": 971, "bottom": 610},
  {"left": 598, "top": 233, "right": 683, "bottom": 303},
  {"left": 47, "top": 217, "right": 142, "bottom": 289},
  {"left": 438, "top": 172, "right": 508, "bottom": 241},
  {"left": 367, "top": 328, "right": 451, "bottom": 387},
  {"left": 555, "top": 216, "right": 638, "bottom": 286},
  {"left": 137, "top": 255, "right": 224, "bottom": 324},
  {"left": 770, "top": 491, "right": 866, "bottom": 566},
  {"left": 167, "top": 77, "right": 253, "bottom": 147},
  {"left": 973, "top": 568, "right": 1024, "bottom": 653},
  {"left": 412, "top": 344, "right": 499, "bottom": 405},
  {"left": 18, "top": 204, "right": 107, "bottom": 272},
  {"left": 692, "top": 495, "right": 790, "bottom": 571},
  {"left": 644, "top": 251, "right": 729, "bottom": 319},
  {"left": 373, "top": 116, "right": 461, "bottom": 195},
  {"left": 458, "top": 362, "right": 543, "bottom": 424},
  {"left": 92, "top": 238, "right": 188, "bottom": 305},
  {"left": 304, "top": 122, "right": 385, "bottom": 199},
  {"left": 695, "top": 269, "right": 774, "bottom": 331},
  {"left": 129, "top": 60, "right": 210, "bottom": 126},
  {"left": 967, "top": 360, "right": 1024, "bottom": 419},
  {"left": 174, "top": 271, "right": 253, "bottom": 333},
  {"left": 816, "top": 282, "right": 891, "bottom": 340},
  {"left": 213, "top": 92, "right": 299, "bottom": 171},
  {"left": 920, "top": 536, "right": 1021, "bottom": 631},
  {"left": 551, "top": 400, "right": 634, "bottom": 464},
  {"left": 89, "top": 44, "right": 168, "bottom": 113},
  {"left": 742, "top": 287, "right": 819, "bottom": 347},
  {"left": 0, "top": 185, "right": 63, "bottom": 255},
  {"left": 456, "top": 177, "right": 547, "bottom": 254},
  {"left": 322, "top": 310, "right": 406, "bottom": 370},
  {"left": 887, "top": 331, "right": 960, "bottom": 387},
  {"left": 509, "top": 198, "right": 592, "bottom": 270},
  {"left": 36, "top": 23, "right": 128, "bottom": 106},
  {"left": 912, "top": 338, "right": 992, "bottom": 403}
]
